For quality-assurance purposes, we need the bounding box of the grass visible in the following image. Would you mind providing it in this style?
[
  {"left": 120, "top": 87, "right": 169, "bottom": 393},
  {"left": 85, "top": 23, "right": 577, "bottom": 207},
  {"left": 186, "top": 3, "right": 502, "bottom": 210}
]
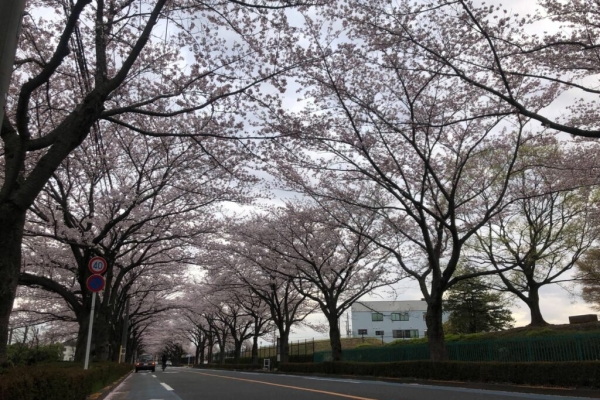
[
  {"left": 244, "top": 322, "right": 600, "bottom": 357},
  {"left": 381, "top": 321, "right": 600, "bottom": 347},
  {"left": 251, "top": 337, "right": 383, "bottom": 358}
]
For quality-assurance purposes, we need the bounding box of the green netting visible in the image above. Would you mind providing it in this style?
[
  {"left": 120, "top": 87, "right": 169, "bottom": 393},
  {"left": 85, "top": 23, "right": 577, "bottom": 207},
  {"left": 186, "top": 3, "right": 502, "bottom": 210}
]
[{"left": 313, "top": 334, "right": 600, "bottom": 363}]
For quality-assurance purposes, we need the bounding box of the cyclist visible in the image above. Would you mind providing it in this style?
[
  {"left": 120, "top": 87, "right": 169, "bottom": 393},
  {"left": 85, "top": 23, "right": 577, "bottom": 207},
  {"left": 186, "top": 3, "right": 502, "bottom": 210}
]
[{"left": 161, "top": 354, "right": 168, "bottom": 371}]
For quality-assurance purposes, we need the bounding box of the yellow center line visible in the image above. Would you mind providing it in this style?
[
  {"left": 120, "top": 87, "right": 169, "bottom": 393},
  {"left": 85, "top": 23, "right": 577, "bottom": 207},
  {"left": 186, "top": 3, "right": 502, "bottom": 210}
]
[{"left": 187, "top": 370, "right": 377, "bottom": 400}]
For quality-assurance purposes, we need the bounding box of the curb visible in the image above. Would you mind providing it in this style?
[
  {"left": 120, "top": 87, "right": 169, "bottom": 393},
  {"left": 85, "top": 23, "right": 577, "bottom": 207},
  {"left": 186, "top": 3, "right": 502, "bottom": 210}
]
[{"left": 86, "top": 369, "right": 133, "bottom": 400}]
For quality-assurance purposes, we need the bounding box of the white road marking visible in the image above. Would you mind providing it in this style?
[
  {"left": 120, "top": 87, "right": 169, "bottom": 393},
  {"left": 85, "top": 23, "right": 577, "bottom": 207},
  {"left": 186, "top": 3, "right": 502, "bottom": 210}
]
[
  {"left": 161, "top": 382, "right": 174, "bottom": 391},
  {"left": 152, "top": 375, "right": 157, "bottom": 378}
]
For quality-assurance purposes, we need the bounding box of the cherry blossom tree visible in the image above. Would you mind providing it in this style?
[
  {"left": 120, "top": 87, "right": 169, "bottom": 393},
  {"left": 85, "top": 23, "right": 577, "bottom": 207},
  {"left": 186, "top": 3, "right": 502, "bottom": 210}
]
[
  {"left": 207, "top": 307, "right": 232, "bottom": 364},
  {"left": 184, "top": 284, "right": 255, "bottom": 365},
  {"left": 576, "top": 249, "right": 600, "bottom": 311},
  {"left": 178, "top": 299, "right": 219, "bottom": 365},
  {"left": 210, "top": 243, "right": 316, "bottom": 364},
  {"left": 256, "top": 10, "right": 552, "bottom": 359},
  {"left": 338, "top": 0, "right": 600, "bottom": 138},
  {"left": 0, "top": 0, "right": 315, "bottom": 362},
  {"left": 227, "top": 287, "right": 273, "bottom": 364},
  {"left": 182, "top": 312, "right": 209, "bottom": 365},
  {"left": 16, "top": 126, "right": 242, "bottom": 361},
  {"left": 471, "top": 171, "right": 600, "bottom": 326},
  {"left": 234, "top": 204, "right": 399, "bottom": 361},
  {"left": 216, "top": 296, "right": 255, "bottom": 363}
]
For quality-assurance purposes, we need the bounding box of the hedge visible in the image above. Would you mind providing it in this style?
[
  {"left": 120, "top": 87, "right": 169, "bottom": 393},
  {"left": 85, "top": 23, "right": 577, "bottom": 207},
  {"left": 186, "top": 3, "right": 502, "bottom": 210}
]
[
  {"left": 0, "top": 362, "right": 132, "bottom": 400},
  {"left": 279, "top": 361, "right": 600, "bottom": 388}
]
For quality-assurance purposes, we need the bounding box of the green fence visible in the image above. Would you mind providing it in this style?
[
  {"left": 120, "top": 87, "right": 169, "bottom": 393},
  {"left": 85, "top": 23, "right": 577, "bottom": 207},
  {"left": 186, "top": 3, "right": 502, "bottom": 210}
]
[{"left": 314, "top": 334, "right": 600, "bottom": 363}]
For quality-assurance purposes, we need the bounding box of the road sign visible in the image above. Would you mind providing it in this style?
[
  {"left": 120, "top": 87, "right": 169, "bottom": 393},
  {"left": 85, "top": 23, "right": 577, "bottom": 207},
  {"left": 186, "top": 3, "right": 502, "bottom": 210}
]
[
  {"left": 88, "top": 256, "right": 107, "bottom": 274},
  {"left": 86, "top": 274, "right": 105, "bottom": 292}
]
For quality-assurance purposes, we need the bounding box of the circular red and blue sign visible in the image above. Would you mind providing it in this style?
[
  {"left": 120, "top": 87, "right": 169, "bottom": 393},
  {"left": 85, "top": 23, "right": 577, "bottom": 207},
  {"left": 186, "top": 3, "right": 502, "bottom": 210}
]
[
  {"left": 88, "top": 256, "right": 108, "bottom": 275},
  {"left": 86, "top": 274, "right": 106, "bottom": 293}
]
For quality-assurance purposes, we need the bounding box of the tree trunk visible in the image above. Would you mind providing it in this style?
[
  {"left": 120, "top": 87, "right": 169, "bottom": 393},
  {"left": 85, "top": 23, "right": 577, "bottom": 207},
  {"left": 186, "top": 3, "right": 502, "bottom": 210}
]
[
  {"left": 126, "top": 334, "right": 135, "bottom": 363},
  {"left": 425, "top": 296, "right": 448, "bottom": 361},
  {"left": 328, "top": 316, "right": 343, "bottom": 362},
  {"left": 233, "top": 338, "right": 242, "bottom": 363},
  {"left": 93, "top": 311, "right": 111, "bottom": 361},
  {"left": 74, "top": 317, "right": 87, "bottom": 362},
  {"left": 195, "top": 342, "right": 200, "bottom": 366},
  {"left": 219, "top": 347, "right": 226, "bottom": 364},
  {"left": 207, "top": 336, "right": 214, "bottom": 364},
  {"left": 0, "top": 208, "right": 25, "bottom": 364},
  {"left": 74, "top": 300, "right": 111, "bottom": 362},
  {"left": 251, "top": 329, "right": 259, "bottom": 365},
  {"left": 527, "top": 287, "right": 548, "bottom": 326},
  {"left": 217, "top": 332, "right": 227, "bottom": 364},
  {"left": 199, "top": 335, "right": 206, "bottom": 366},
  {"left": 278, "top": 327, "right": 290, "bottom": 364}
]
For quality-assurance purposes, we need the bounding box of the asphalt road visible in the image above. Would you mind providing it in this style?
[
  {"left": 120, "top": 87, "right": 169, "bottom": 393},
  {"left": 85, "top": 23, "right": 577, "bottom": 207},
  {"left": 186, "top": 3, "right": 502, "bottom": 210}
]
[{"left": 105, "top": 367, "right": 600, "bottom": 400}]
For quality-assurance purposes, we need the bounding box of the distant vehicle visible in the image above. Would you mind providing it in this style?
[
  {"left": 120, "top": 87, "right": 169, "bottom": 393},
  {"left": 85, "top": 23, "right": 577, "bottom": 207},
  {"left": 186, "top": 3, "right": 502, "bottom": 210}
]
[
  {"left": 135, "top": 354, "right": 155, "bottom": 373},
  {"left": 166, "top": 360, "right": 172, "bottom": 366}
]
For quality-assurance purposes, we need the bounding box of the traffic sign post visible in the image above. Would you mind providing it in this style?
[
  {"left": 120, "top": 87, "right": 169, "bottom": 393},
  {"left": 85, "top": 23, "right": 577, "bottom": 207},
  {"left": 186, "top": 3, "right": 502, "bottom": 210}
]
[
  {"left": 84, "top": 259, "right": 107, "bottom": 370},
  {"left": 83, "top": 291, "right": 96, "bottom": 370},
  {"left": 86, "top": 275, "right": 106, "bottom": 293},
  {"left": 88, "top": 256, "right": 108, "bottom": 275}
]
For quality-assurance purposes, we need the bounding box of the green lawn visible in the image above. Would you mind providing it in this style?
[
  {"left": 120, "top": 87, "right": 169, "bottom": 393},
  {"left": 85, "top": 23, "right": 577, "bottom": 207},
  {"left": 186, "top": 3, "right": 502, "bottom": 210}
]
[
  {"left": 253, "top": 337, "right": 383, "bottom": 358},
  {"left": 251, "top": 322, "right": 600, "bottom": 356},
  {"left": 380, "top": 321, "right": 600, "bottom": 347}
]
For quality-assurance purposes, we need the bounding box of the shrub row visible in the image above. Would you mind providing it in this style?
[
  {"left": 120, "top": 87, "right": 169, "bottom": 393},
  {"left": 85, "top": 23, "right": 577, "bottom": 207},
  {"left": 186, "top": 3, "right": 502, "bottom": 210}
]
[
  {"left": 6, "top": 344, "right": 64, "bottom": 366},
  {"left": 279, "top": 361, "right": 600, "bottom": 388},
  {"left": 0, "top": 362, "right": 132, "bottom": 400}
]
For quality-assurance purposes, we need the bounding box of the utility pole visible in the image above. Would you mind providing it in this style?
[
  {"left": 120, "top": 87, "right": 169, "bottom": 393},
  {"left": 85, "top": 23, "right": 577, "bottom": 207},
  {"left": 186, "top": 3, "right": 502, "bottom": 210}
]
[
  {"left": 119, "top": 298, "right": 130, "bottom": 363},
  {"left": 0, "top": 0, "right": 26, "bottom": 127},
  {"left": 346, "top": 312, "right": 351, "bottom": 337}
]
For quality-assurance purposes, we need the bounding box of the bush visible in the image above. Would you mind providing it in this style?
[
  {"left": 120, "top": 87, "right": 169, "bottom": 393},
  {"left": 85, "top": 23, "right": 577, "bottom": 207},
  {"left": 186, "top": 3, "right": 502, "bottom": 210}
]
[
  {"left": 279, "top": 361, "right": 600, "bottom": 388},
  {"left": 288, "top": 355, "right": 313, "bottom": 363},
  {"left": 0, "top": 362, "right": 132, "bottom": 400},
  {"left": 6, "top": 343, "right": 64, "bottom": 366}
]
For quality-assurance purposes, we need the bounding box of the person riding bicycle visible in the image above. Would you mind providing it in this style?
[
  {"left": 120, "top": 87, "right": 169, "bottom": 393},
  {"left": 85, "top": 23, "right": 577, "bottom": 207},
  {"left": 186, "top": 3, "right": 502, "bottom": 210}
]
[{"left": 161, "top": 354, "right": 167, "bottom": 371}]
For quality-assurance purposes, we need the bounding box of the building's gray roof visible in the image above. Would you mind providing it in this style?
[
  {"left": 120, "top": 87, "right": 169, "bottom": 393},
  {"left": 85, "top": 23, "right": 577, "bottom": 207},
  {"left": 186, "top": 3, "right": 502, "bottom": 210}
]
[{"left": 351, "top": 300, "right": 427, "bottom": 312}]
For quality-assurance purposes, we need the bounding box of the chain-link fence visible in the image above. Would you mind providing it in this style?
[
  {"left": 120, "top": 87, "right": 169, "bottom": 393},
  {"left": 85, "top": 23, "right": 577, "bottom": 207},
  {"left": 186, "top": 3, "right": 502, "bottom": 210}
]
[{"left": 221, "top": 338, "right": 316, "bottom": 363}]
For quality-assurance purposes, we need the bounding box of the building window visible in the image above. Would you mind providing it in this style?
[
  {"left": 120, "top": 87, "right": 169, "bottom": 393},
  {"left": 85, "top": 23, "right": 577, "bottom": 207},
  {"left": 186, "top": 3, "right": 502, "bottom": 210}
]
[
  {"left": 371, "top": 313, "right": 384, "bottom": 321},
  {"left": 358, "top": 329, "right": 368, "bottom": 335},
  {"left": 423, "top": 312, "right": 427, "bottom": 321},
  {"left": 375, "top": 330, "right": 384, "bottom": 336},
  {"left": 392, "top": 329, "right": 419, "bottom": 339},
  {"left": 391, "top": 312, "right": 409, "bottom": 321}
]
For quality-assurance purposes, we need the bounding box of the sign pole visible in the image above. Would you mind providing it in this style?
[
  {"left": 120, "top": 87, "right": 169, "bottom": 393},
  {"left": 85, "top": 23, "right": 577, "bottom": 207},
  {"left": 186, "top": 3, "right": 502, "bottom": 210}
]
[
  {"left": 84, "top": 292, "right": 96, "bottom": 370},
  {"left": 118, "top": 298, "right": 129, "bottom": 363}
]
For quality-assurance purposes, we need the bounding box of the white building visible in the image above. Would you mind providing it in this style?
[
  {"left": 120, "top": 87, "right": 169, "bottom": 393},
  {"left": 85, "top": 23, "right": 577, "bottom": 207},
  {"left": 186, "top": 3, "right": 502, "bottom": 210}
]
[{"left": 351, "top": 300, "right": 449, "bottom": 343}]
